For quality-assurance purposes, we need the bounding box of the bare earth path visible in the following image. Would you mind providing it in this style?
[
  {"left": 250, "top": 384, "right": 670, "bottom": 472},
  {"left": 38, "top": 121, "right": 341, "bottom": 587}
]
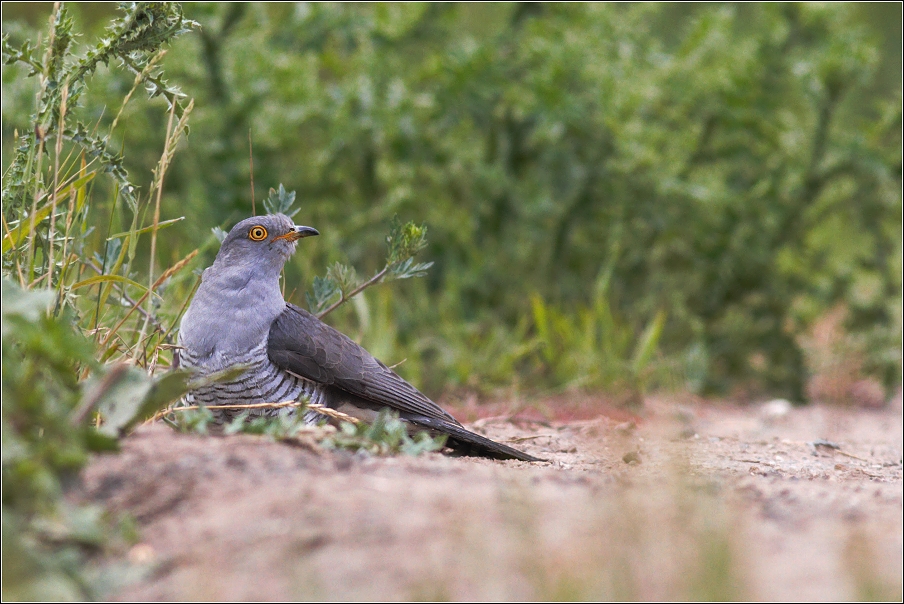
[{"left": 76, "top": 399, "right": 903, "bottom": 601}]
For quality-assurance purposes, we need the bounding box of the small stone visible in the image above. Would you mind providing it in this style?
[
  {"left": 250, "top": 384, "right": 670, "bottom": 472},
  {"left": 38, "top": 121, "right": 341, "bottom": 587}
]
[
  {"left": 614, "top": 421, "right": 636, "bottom": 434},
  {"left": 761, "top": 399, "right": 792, "bottom": 422},
  {"left": 622, "top": 451, "right": 642, "bottom": 465}
]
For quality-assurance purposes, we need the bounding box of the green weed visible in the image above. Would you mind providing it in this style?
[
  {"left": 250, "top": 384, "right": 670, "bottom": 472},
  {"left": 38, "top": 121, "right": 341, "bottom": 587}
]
[
  {"left": 320, "top": 409, "right": 448, "bottom": 457},
  {"left": 2, "top": 4, "right": 197, "bottom": 599}
]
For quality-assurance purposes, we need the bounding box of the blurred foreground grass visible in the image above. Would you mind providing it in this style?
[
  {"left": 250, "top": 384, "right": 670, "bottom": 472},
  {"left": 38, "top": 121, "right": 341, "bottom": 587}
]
[
  {"left": 81, "top": 415, "right": 901, "bottom": 601},
  {"left": 1, "top": 2, "right": 901, "bottom": 600}
]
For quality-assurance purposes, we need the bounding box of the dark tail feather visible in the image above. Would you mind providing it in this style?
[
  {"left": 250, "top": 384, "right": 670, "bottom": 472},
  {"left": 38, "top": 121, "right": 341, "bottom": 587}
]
[{"left": 419, "top": 419, "right": 546, "bottom": 462}]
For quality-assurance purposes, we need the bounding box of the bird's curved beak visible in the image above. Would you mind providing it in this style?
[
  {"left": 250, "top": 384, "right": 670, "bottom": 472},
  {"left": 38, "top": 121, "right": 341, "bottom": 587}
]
[{"left": 274, "top": 225, "right": 319, "bottom": 242}]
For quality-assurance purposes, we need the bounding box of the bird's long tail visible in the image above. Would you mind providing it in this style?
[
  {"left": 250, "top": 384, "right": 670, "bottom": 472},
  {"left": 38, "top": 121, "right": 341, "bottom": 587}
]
[{"left": 414, "top": 417, "right": 546, "bottom": 462}]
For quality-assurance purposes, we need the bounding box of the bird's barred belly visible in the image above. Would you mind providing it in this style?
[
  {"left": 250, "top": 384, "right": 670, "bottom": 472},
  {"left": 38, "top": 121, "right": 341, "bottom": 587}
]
[{"left": 179, "top": 347, "right": 326, "bottom": 424}]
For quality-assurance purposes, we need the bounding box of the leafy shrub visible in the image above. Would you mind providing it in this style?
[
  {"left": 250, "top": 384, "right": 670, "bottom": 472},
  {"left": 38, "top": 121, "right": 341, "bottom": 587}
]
[
  {"left": 2, "top": 4, "right": 197, "bottom": 599},
  {"left": 135, "top": 3, "right": 900, "bottom": 400},
  {"left": 3, "top": 5, "right": 901, "bottom": 403},
  {"left": 1, "top": 279, "right": 154, "bottom": 600}
]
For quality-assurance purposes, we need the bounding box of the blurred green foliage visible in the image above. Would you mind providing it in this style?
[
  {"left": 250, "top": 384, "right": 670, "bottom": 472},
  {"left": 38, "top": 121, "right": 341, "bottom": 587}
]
[
  {"left": 0, "top": 6, "right": 900, "bottom": 600},
  {"left": 2, "top": 279, "right": 148, "bottom": 600},
  {"left": 2, "top": 4, "right": 200, "bottom": 598},
  {"left": 3, "top": 3, "right": 901, "bottom": 401}
]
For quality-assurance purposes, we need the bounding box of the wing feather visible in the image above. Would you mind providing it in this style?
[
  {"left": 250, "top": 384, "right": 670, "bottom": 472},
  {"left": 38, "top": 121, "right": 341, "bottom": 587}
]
[{"left": 267, "top": 303, "right": 461, "bottom": 426}]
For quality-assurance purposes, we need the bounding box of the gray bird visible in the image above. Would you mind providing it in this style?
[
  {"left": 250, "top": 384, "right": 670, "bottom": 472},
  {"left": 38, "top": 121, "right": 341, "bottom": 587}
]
[{"left": 177, "top": 214, "right": 541, "bottom": 462}]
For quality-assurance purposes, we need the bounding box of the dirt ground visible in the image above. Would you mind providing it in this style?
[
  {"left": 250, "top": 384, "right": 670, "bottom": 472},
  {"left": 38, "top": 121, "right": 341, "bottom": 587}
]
[{"left": 74, "top": 396, "right": 903, "bottom": 601}]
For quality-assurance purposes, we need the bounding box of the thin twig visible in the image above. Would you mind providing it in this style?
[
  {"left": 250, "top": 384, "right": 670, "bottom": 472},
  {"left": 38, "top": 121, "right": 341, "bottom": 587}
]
[
  {"left": 307, "top": 403, "right": 361, "bottom": 425},
  {"left": 47, "top": 83, "right": 68, "bottom": 294},
  {"left": 26, "top": 133, "right": 47, "bottom": 284},
  {"left": 137, "top": 98, "right": 193, "bottom": 352},
  {"left": 0, "top": 213, "right": 26, "bottom": 285},
  {"left": 148, "top": 102, "right": 177, "bottom": 284},
  {"left": 70, "top": 363, "right": 130, "bottom": 426},
  {"left": 509, "top": 434, "right": 557, "bottom": 443},
  {"left": 85, "top": 260, "right": 167, "bottom": 336},
  {"left": 161, "top": 274, "right": 202, "bottom": 345},
  {"left": 249, "top": 128, "right": 256, "bottom": 216},
  {"left": 100, "top": 249, "right": 198, "bottom": 348},
  {"left": 140, "top": 101, "right": 178, "bottom": 347},
  {"left": 317, "top": 266, "right": 388, "bottom": 319},
  {"left": 93, "top": 183, "right": 121, "bottom": 334},
  {"left": 59, "top": 154, "right": 86, "bottom": 291},
  {"left": 27, "top": 5, "right": 59, "bottom": 283},
  {"left": 146, "top": 400, "right": 304, "bottom": 424},
  {"left": 834, "top": 450, "right": 871, "bottom": 463},
  {"left": 110, "top": 50, "right": 166, "bottom": 134}
]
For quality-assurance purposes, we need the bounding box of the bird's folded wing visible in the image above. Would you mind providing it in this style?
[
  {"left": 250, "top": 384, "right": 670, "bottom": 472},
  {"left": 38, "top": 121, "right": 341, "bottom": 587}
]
[{"left": 267, "top": 303, "right": 461, "bottom": 426}]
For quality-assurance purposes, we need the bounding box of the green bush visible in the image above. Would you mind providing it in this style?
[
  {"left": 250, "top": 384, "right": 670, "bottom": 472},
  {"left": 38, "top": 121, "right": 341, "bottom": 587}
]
[
  {"left": 1, "top": 280, "right": 115, "bottom": 600},
  {"left": 2, "top": 5, "right": 198, "bottom": 598},
  {"left": 0, "top": 6, "right": 900, "bottom": 597},
  {"left": 3, "top": 3, "right": 901, "bottom": 401}
]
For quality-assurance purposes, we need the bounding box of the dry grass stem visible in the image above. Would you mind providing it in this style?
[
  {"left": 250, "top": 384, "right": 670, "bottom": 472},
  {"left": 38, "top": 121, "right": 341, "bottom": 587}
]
[
  {"left": 1, "top": 213, "right": 26, "bottom": 285},
  {"left": 249, "top": 128, "right": 256, "bottom": 216},
  {"left": 100, "top": 249, "right": 198, "bottom": 348},
  {"left": 110, "top": 50, "right": 167, "bottom": 134},
  {"left": 47, "top": 83, "right": 68, "bottom": 292},
  {"left": 145, "top": 400, "right": 361, "bottom": 426},
  {"left": 307, "top": 403, "right": 361, "bottom": 424}
]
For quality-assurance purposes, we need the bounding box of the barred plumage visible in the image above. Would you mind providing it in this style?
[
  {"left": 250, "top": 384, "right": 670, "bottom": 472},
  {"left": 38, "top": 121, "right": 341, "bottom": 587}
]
[
  {"left": 176, "top": 214, "right": 542, "bottom": 461},
  {"left": 178, "top": 339, "right": 327, "bottom": 423}
]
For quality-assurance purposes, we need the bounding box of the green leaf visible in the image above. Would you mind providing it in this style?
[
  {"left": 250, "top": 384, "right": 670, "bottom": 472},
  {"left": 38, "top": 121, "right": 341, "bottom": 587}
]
[
  {"left": 388, "top": 257, "right": 434, "bottom": 280},
  {"left": 91, "top": 366, "right": 195, "bottom": 437},
  {"left": 90, "top": 366, "right": 154, "bottom": 437},
  {"left": 631, "top": 310, "right": 667, "bottom": 376},
  {"left": 263, "top": 183, "right": 298, "bottom": 217},
  {"left": 69, "top": 275, "right": 162, "bottom": 300},
  {"left": 1, "top": 279, "right": 55, "bottom": 335},
  {"left": 326, "top": 262, "right": 359, "bottom": 296},
  {"left": 386, "top": 217, "right": 429, "bottom": 267},
  {"left": 211, "top": 226, "right": 228, "bottom": 243},
  {"left": 106, "top": 216, "right": 185, "bottom": 240},
  {"left": 187, "top": 363, "right": 254, "bottom": 390},
  {"left": 1, "top": 172, "right": 97, "bottom": 253},
  {"left": 306, "top": 275, "right": 340, "bottom": 313}
]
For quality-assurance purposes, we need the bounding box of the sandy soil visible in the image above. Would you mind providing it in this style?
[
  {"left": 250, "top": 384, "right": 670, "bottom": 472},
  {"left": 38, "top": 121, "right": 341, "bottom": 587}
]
[{"left": 74, "top": 397, "right": 903, "bottom": 601}]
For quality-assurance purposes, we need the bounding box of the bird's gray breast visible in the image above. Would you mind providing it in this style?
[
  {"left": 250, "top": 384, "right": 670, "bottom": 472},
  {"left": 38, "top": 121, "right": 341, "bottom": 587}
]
[
  {"left": 178, "top": 269, "right": 285, "bottom": 363},
  {"left": 177, "top": 269, "right": 325, "bottom": 419}
]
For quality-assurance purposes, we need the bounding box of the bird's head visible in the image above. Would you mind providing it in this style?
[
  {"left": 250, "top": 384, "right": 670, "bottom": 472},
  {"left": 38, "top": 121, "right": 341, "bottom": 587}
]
[
  {"left": 212, "top": 213, "right": 319, "bottom": 275},
  {"left": 180, "top": 214, "right": 318, "bottom": 354}
]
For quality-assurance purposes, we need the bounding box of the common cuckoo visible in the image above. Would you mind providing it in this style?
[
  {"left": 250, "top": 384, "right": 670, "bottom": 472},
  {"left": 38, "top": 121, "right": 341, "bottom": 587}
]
[{"left": 177, "top": 214, "right": 541, "bottom": 462}]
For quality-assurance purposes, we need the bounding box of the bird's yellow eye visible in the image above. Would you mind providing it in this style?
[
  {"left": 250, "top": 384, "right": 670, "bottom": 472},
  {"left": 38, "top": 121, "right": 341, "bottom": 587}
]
[{"left": 248, "top": 226, "right": 268, "bottom": 241}]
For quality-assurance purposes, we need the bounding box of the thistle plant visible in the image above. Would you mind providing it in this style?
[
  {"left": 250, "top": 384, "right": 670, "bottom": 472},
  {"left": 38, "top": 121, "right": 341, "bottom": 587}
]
[{"left": 2, "top": 4, "right": 198, "bottom": 599}]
